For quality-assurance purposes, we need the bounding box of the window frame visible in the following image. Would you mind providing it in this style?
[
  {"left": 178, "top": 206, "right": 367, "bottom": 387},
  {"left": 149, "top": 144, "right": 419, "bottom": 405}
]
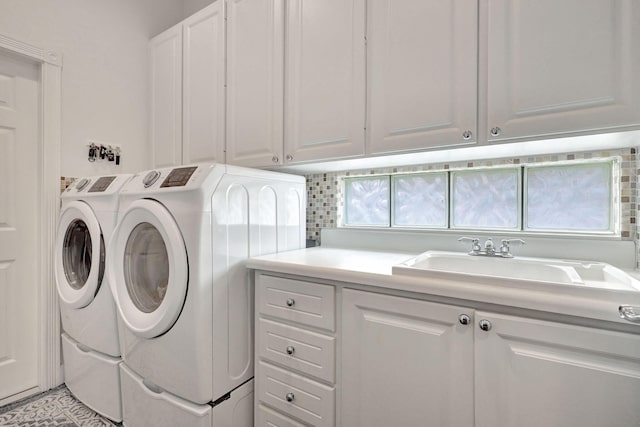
[{"left": 339, "top": 158, "right": 620, "bottom": 237}]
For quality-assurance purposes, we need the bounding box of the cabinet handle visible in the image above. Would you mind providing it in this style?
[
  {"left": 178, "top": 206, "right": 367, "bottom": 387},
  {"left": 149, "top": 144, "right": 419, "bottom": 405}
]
[
  {"left": 619, "top": 305, "right": 640, "bottom": 323},
  {"left": 490, "top": 127, "right": 501, "bottom": 137},
  {"left": 285, "top": 392, "right": 295, "bottom": 402},
  {"left": 479, "top": 319, "right": 492, "bottom": 331},
  {"left": 458, "top": 314, "right": 471, "bottom": 325},
  {"left": 272, "top": 156, "right": 279, "bottom": 164},
  {"left": 462, "top": 130, "right": 473, "bottom": 140},
  {"left": 286, "top": 154, "right": 294, "bottom": 161},
  {"left": 286, "top": 346, "right": 295, "bottom": 355},
  {"left": 286, "top": 298, "right": 295, "bottom": 307}
]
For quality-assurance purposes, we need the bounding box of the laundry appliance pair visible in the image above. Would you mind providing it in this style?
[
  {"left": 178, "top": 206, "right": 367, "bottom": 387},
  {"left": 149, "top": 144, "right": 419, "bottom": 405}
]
[{"left": 54, "top": 164, "right": 306, "bottom": 426}]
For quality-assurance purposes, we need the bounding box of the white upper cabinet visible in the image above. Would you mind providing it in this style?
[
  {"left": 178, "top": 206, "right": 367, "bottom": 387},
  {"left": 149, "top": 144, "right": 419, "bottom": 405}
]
[
  {"left": 486, "top": 0, "right": 640, "bottom": 142},
  {"left": 367, "top": 0, "right": 478, "bottom": 155},
  {"left": 182, "top": 3, "right": 226, "bottom": 165},
  {"left": 284, "top": 0, "right": 366, "bottom": 164},
  {"left": 225, "top": 0, "right": 284, "bottom": 168},
  {"left": 150, "top": 24, "right": 182, "bottom": 168},
  {"left": 150, "top": 1, "right": 225, "bottom": 169}
]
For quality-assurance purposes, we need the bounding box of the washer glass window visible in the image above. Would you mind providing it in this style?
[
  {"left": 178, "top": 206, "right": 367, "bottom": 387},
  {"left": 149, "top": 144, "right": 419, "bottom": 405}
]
[
  {"left": 124, "top": 222, "right": 170, "bottom": 313},
  {"left": 63, "top": 219, "right": 95, "bottom": 290}
]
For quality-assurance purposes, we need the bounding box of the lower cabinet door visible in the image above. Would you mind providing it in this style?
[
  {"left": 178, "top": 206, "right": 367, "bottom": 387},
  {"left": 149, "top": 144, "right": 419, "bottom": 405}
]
[
  {"left": 475, "top": 311, "right": 640, "bottom": 427},
  {"left": 341, "top": 289, "right": 474, "bottom": 427}
]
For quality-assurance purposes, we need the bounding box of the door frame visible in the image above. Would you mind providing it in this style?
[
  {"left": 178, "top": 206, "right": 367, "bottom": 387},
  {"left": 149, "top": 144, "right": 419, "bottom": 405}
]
[{"left": 0, "top": 33, "right": 62, "bottom": 398}]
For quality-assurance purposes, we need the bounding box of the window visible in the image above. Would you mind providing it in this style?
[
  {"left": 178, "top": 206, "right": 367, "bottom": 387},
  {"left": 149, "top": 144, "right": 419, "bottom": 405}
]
[
  {"left": 451, "top": 168, "right": 520, "bottom": 230},
  {"left": 525, "top": 162, "right": 613, "bottom": 232},
  {"left": 344, "top": 176, "right": 389, "bottom": 226},
  {"left": 392, "top": 173, "right": 447, "bottom": 228},
  {"left": 342, "top": 160, "right": 617, "bottom": 235}
]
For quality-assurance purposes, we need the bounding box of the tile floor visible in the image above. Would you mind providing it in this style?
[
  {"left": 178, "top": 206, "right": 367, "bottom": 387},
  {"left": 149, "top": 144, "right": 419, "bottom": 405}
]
[{"left": 0, "top": 386, "right": 118, "bottom": 427}]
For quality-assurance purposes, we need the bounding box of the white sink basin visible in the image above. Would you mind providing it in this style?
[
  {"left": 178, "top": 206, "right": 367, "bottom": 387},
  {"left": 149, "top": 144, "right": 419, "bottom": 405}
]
[{"left": 393, "top": 251, "right": 640, "bottom": 291}]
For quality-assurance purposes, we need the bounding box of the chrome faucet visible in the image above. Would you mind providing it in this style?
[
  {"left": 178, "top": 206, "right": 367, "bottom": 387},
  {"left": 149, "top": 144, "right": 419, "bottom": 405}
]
[{"left": 458, "top": 237, "right": 526, "bottom": 258}]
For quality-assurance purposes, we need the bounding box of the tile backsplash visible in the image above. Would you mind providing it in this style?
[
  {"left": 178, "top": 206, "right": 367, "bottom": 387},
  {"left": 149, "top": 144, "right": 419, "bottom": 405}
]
[{"left": 305, "top": 147, "right": 638, "bottom": 247}]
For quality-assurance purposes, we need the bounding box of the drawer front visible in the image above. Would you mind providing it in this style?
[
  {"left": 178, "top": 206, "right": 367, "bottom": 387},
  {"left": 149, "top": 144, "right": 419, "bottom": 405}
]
[
  {"left": 256, "top": 404, "right": 306, "bottom": 427},
  {"left": 257, "top": 275, "right": 335, "bottom": 331},
  {"left": 257, "top": 361, "right": 335, "bottom": 427},
  {"left": 258, "top": 318, "right": 335, "bottom": 383}
]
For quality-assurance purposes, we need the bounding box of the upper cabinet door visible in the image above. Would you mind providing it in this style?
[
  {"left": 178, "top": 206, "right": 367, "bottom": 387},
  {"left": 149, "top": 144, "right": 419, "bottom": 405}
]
[
  {"left": 367, "top": 0, "right": 478, "bottom": 155},
  {"left": 182, "top": 2, "right": 226, "bottom": 165},
  {"left": 226, "top": 0, "right": 284, "bottom": 168},
  {"left": 285, "top": 0, "right": 366, "bottom": 164},
  {"left": 150, "top": 24, "right": 183, "bottom": 168},
  {"left": 487, "top": 0, "right": 640, "bottom": 142}
]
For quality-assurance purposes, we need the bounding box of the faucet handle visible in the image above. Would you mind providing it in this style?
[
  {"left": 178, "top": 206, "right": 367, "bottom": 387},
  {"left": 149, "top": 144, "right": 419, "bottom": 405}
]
[
  {"left": 458, "top": 237, "right": 481, "bottom": 253},
  {"left": 499, "top": 238, "right": 526, "bottom": 256}
]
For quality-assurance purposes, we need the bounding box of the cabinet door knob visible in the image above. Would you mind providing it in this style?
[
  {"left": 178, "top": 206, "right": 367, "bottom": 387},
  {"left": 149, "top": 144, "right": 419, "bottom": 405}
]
[
  {"left": 462, "top": 130, "right": 473, "bottom": 140},
  {"left": 285, "top": 392, "right": 295, "bottom": 402},
  {"left": 286, "top": 154, "right": 294, "bottom": 161},
  {"left": 272, "top": 156, "right": 279, "bottom": 164},
  {"left": 479, "top": 319, "right": 492, "bottom": 331},
  {"left": 490, "top": 127, "right": 501, "bottom": 137},
  {"left": 286, "top": 298, "right": 295, "bottom": 307},
  {"left": 286, "top": 346, "right": 295, "bottom": 355},
  {"left": 458, "top": 314, "right": 471, "bottom": 325}
]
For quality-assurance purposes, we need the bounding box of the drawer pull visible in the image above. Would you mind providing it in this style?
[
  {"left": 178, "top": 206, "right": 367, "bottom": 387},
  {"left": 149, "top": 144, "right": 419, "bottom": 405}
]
[
  {"left": 285, "top": 392, "right": 295, "bottom": 402},
  {"left": 286, "top": 346, "right": 295, "bottom": 355},
  {"left": 286, "top": 298, "right": 295, "bottom": 307}
]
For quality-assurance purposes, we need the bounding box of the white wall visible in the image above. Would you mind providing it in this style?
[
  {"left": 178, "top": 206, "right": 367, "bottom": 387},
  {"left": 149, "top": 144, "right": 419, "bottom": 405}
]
[
  {"left": 183, "top": 0, "right": 215, "bottom": 19},
  {"left": 0, "top": 0, "right": 185, "bottom": 177}
]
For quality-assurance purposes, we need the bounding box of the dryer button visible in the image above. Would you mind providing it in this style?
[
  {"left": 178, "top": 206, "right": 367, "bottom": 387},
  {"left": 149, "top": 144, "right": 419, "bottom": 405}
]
[
  {"left": 75, "top": 178, "right": 90, "bottom": 191},
  {"left": 143, "top": 170, "right": 161, "bottom": 188}
]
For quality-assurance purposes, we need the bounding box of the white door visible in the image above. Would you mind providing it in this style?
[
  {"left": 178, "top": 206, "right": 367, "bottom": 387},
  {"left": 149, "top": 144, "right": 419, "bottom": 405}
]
[
  {"left": 341, "top": 289, "right": 474, "bottom": 427},
  {"left": 475, "top": 312, "right": 640, "bottom": 427},
  {"left": 225, "top": 0, "right": 284, "bottom": 168},
  {"left": 0, "top": 52, "right": 40, "bottom": 402},
  {"left": 284, "top": 0, "right": 366, "bottom": 164},
  {"left": 367, "top": 0, "right": 477, "bottom": 155},
  {"left": 182, "top": 2, "right": 226, "bottom": 165},
  {"left": 487, "top": 0, "right": 640, "bottom": 142}
]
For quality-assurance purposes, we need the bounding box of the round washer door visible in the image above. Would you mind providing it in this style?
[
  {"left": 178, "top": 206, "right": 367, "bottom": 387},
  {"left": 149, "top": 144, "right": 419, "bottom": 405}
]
[
  {"left": 55, "top": 201, "right": 105, "bottom": 309},
  {"left": 108, "top": 199, "right": 188, "bottom": 339}
]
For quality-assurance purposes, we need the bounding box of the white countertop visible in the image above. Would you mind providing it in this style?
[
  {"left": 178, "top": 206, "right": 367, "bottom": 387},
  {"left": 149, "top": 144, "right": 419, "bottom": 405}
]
[{"left": 248, "top": 247, "right": 640, "bottom": 329}]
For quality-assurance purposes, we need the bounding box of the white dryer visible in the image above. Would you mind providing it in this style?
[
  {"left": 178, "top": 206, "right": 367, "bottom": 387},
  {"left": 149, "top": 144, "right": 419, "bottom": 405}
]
[
  {"left": 55, "top": 174, "right": 132, "bottom": 422},
  {"left": 107, "top": 164, "right": 305, "bottom": 426}
]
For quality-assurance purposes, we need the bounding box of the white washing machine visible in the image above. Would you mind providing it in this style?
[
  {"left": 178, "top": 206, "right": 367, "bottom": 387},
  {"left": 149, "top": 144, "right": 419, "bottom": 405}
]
[
  {"left": 55, "top": 174, "right": 132, "bottom": 422},
  {"left": 106, "top": 164, "right": 305, "bottom": 426}
]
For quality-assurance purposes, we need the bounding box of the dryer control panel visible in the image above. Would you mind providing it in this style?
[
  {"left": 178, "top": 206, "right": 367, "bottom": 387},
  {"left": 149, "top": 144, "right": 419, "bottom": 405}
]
[{"left": 160, "top": 166, "right": 198, "bottom": 188}]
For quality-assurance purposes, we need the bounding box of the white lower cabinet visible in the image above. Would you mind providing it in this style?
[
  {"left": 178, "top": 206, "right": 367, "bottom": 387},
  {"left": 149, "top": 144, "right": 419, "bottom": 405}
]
[
  {"left": 475, "top": 311, "right": 640, "bottom": 427},
  {"left": 255, "top": 273, "right": 640, "bottom": 426},
  {"left": 341, "top": 288, "right": 474, "bottom": 427},
  {"left": 255, "top": 275, "right": 336, "bottom": 426}
]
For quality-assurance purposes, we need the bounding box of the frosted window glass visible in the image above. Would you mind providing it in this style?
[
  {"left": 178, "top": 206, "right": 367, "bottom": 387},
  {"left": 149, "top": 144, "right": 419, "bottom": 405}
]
[
  {"left": 392, "top": 173, "right": 447, "bottom": 227},
  {"left": 526, "top": 163, "right": 611, "bottom": 231},
  {"left": 452, "top": 169, "right": 519, "bottom": 229},
  {"left": 344, "top": 177, "right": 390, "bottom": 226}
]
